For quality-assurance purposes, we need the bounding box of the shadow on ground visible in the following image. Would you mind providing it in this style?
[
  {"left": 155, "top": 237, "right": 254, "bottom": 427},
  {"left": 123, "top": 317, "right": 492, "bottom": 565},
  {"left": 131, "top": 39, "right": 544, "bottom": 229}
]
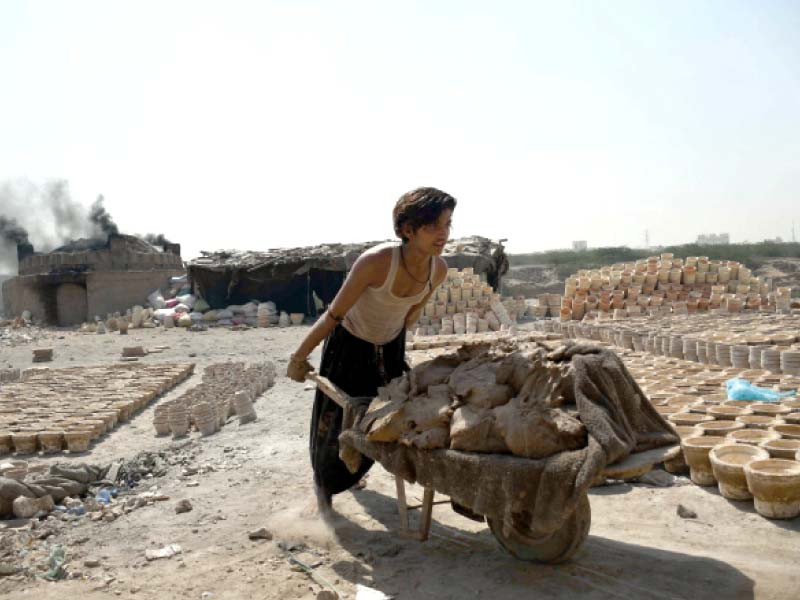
[{"left": 326, "top": 487, "right": 754, "bottom": 600}]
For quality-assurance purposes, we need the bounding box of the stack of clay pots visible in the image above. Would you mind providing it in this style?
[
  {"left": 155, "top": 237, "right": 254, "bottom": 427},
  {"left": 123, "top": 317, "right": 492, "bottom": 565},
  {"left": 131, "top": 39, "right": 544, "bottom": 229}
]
[
  {"left": 540, "top": 310, "right": 800, "bottom": 376},
  {"left": 151, "top": 361, "right": 276, "bottom": 438},
  {"left": 232, "top": 391, "right": 257, "bottom": 425},
  {"left": 152, "top": 405, "right": 171, "bottom": 436},
  {"left": 560, "top": 254, "right": 790, "bottom": 321},
  {"left": 781, "top": 350, "right": 800, "bottom": 376},
  {"left": 412, "top": 267, "right": 509, "bottom": 337},
  {"left": 190, "top": 402, "right": 217, "bottom": 436},
  {"left": 167, "top": 402, "right": 190, "bottom": 438}
]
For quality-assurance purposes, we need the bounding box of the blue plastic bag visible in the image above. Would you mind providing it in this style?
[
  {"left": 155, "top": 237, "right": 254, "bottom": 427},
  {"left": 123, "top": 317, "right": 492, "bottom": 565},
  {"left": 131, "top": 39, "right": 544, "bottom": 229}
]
[{"left": 726, "top": 378, "right": 795, "bottom": 402}]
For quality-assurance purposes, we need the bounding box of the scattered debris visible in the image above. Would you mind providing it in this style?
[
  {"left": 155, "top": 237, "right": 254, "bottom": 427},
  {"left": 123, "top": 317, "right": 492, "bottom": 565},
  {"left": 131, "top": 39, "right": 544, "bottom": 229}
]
[
  {"left": 677, "top": 504, "right": 698, "bottom": 519},
  {"left": 247, "top": 527, "right": 273, "bottom": 541},
  {"left": 175, "top": 499, "right": 193, "bottom": 514},
  {"left": 636, "top": 470, "right": 676, "bottom": 487},
  {"left": 145, "top": 544, "right": 182, "bottom": 561}
]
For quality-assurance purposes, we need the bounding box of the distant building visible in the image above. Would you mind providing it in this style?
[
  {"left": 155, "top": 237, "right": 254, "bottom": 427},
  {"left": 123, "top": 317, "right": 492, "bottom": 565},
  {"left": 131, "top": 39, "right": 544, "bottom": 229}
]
[
  {"left": 696, "top": 233, "right": 730, "bottom": 245},
  {"left": 763, "top": 237, "right": 784, "bottom": 243},
  {"left": 572, "top": 240, "right": 588, "bottom": 251}
]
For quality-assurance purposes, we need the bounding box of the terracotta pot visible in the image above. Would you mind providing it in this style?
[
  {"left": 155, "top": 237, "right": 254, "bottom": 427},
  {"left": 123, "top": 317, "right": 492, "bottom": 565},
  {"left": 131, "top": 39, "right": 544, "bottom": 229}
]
[
  {"left": 697, "top": 420, "right": 745, "bottom": 436},
  {"left": 736, "top": 415, "right": 784, "bottom": 430},
  {"left": 771, "top": 424, "right": 800, "bottom": 440},
  {"left": 708, "top": 406, "right": 753, "bottom": 421},
  {"left": 64, "top": 430, "right": 92, "bottom": 453},
  {"left": 37, "top": 430, "right": 64, "bottom": 454},
  {"left": 0, "top": 433, "right": 12, "bottom": 455},
  {"left": 709, "top": 443, "right": 770, "bottom": 500},
  {"left": 726, "top": 429, "right": 780, "bottom": 446},
  {"left": 759, "top": 438, "right": 800, "bottom": 459},
  {"left": 744, "top": 459, "right": 800, "bottom": 519},
  {"left": 669, "top": 413, "right": 713, "bottom": 427},
  {"left": 681, "top": 436, "right": 726, "bottom": 486},
  {"left": 748, "top": 403, "right": 791, "bottom": 418},
  {"left": 11, "top": 432, "right": 37, "bottom": 455}
]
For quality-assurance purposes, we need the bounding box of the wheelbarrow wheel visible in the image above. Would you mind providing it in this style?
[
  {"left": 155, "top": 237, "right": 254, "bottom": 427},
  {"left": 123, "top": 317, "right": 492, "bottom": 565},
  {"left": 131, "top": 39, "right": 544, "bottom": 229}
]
[{"left": 487, "top": 495, "right": 591, "bottom": 564}]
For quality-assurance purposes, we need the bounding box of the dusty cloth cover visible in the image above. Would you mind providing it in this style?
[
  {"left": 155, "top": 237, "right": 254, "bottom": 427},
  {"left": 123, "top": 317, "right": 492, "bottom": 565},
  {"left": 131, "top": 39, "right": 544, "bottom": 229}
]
[
  {"left": 339, "top": 341, "right": 678, "bottom": 538},
  {"left": 0, "top": 463, "right": 107, "bottom": 517}
]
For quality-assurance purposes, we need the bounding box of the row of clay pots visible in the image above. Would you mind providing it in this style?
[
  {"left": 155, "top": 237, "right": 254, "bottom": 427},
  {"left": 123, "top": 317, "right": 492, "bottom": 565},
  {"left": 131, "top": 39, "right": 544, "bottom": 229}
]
[
  {"left": 152, "top": 361, "right": 275, "bottom": 438},
  {"left": 0, "top": 363, "right": 195, "bottom": 455},
  {"left": 680, "top": 433, "right": 800, "bottom": 519}
]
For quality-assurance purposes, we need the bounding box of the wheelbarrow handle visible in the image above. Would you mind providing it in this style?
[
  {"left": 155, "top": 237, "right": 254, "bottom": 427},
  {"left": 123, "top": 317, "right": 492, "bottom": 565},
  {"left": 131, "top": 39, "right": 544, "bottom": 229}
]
[{"left": 306, "top": 372, "right": 357, "bottom": 410}]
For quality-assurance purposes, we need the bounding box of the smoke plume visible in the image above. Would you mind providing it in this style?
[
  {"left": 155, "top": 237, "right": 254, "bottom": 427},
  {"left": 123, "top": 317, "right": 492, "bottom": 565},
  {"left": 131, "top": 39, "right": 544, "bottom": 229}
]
[
  {"left": 89, "top": 195, "right": 119, "bottom": 237},
  {"left": 0, "top": 179, "right": 103, "bottom": 272},
  {"left": 143, "top": 233, "right": 173, "bottom": 246},
  {"left": 0, "top": 216, "right": 30, "bottom": 246}
]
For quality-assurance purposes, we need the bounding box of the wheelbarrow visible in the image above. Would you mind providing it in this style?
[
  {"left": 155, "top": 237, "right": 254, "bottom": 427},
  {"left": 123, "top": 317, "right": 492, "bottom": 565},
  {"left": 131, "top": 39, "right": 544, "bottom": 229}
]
[{"left": 309, "top": 373, "right": 680, "bottom": 564}]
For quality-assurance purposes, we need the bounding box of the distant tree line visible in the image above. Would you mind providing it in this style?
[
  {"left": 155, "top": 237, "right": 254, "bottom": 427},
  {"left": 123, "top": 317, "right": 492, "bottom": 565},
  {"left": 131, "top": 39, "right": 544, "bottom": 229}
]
[{"left": 509, "top": 242, "right": 800, "bottom": 279}]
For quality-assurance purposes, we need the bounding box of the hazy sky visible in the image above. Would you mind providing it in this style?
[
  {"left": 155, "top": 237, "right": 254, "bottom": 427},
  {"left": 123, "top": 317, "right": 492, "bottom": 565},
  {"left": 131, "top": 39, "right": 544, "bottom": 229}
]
[{"left": 1, "top": 1, "right": 798, "bottom": 259}]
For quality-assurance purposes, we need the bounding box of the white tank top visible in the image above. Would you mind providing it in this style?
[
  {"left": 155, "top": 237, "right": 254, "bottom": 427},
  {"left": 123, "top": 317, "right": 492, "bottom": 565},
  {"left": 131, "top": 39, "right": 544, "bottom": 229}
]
[{"left": 343, "top": 243, "right": 434, "bottom": 345}]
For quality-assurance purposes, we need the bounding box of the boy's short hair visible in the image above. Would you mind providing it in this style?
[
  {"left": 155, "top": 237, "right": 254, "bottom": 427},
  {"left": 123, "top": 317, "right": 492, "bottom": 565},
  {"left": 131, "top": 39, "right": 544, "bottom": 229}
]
[{"left": 393, "top": 187, "right": 457, "bottom": 242}]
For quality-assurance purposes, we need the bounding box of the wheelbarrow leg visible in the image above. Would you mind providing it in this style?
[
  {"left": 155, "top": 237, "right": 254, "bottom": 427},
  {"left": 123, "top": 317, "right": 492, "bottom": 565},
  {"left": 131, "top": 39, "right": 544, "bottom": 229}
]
[{"left": 394, "top": 475, "right": 434, "bottom": 541}]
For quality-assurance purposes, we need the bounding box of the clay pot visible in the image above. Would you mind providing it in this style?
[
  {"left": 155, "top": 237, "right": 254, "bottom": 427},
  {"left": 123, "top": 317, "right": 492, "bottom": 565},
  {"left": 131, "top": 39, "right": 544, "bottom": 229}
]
[
  {"left": 0, "top": 433, "right": 12, "bottom": 455},
  {"left": 655, "top": 406, "right": 678, "bottom": 417},
  {"left": 721, "top": 400, "right": 754, "bottom": 409},
  {"left": 697, "top": 420, "right": 745, "bottom": 436},
  {"left": 681, "top": 436, "right": 726, "bottom": 486},
  {"left": 771, "top": 424, "right": 800, "bottom": 440},
  {"left": 674, "top": 425, "right": 702, "bottom": 438},
  {"left": 64, "top": 430, "right": 92, "bottom": 453},
  {"left": 736, "top": 415, "right": 784, "bottom": 430},
  {"left": 727, "top": 429, "right": 780, "bottom": 446},
  {"left": 744, "top": 459, "right": 800, "bottom": 519},
  {"left": 669, "top": 413, "right": 713, "bottom": 427},
  {"left": 37, "top": 431, "right": 64, "bottom": 454},
  {"left": 759, "top": 438, "right": 800, "bottom": 459},
  {"left": 710, "top": 444, "right": 770, "bottom": 500},
  {"left": 708, "top": 406, "right": 753, "bottom": 421},
  {"left": 11, "top": 432, "right": 37, "bottom": 455},
  {"left": 748, "top": 403, "right": 791, "bottom": 418},
  {"left": 785, "top": 412, "right": 800, "bottom": 425}
]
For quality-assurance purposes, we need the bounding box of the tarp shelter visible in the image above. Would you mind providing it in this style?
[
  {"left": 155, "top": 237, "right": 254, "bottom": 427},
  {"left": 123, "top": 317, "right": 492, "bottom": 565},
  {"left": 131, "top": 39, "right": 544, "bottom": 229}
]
[{"left": 187, "top": 237, "right": 508, "bottom": 315}]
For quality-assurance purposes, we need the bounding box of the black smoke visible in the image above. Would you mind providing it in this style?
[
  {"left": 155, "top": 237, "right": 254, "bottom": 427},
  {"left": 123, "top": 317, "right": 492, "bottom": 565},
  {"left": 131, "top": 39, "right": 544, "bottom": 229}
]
[
  {"left": 0, "top": 216, "right": 30, "bottom": 246},
  {"left": 89, "top": 195, "right": 119, "bottom": 237},
  {"left": 143, "top": 233, "right": 173, "bottom": 246}
]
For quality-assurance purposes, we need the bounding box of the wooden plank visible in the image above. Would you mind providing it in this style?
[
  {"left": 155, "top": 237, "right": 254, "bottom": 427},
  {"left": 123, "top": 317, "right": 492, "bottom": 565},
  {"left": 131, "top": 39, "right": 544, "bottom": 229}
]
[
  {"left": 602, "top": 444, "right": 681, "bottom": 479},
  {"left": 306, "top": 373, "right": 352, "bottom": 410},
  {"left": 418, "top": 488, "right": 435, "bottom": 542}
]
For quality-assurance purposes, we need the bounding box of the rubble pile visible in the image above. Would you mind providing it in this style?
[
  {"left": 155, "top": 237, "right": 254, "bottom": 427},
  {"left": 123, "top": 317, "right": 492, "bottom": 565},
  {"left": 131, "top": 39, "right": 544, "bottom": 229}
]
[
  {"left": 560, "top": 253, "right": 793, "bottom": 321},
  {"left": 0, "top": 363, "right": 194, "bottom": 455},
  {"left": 359, "top": 343, "right": 587, "bottom": 458},
  {"left": 153, "top": 361, "right": 276, "bottom": 438},
  {"left": 538, "top": 311, "right": 800, "bottom": 375}
]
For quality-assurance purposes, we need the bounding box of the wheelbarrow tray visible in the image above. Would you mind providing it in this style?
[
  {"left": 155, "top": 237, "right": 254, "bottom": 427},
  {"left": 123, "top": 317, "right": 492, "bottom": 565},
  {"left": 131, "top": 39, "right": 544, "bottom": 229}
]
[{"left": 312, "top": 373, "right": 679, "bottom": 563}]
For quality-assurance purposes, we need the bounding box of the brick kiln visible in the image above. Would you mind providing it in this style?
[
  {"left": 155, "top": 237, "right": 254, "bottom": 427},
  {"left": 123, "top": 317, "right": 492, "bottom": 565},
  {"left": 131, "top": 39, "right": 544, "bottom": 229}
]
[{"left": 1, "top": 234, "right": 183, "bottom": 326}]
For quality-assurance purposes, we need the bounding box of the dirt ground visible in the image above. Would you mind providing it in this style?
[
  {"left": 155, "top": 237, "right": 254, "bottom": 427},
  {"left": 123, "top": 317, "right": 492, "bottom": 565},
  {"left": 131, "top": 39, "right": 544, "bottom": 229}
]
[{"left": 1, "top": 324, "right": 798, "bottom": 600}]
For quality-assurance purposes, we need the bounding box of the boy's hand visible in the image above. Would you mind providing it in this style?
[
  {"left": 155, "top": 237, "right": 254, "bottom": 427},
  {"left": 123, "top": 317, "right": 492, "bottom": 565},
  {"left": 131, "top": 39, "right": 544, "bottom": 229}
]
[{"left": 287, "top": 354, "right": 314, "bottom": 382}]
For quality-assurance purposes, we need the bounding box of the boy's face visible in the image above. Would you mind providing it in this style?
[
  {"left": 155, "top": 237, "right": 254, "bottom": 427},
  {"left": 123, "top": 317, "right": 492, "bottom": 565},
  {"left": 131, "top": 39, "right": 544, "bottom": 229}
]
[{"left": 406, "top": 209, "right": 452, "bottom": 255}]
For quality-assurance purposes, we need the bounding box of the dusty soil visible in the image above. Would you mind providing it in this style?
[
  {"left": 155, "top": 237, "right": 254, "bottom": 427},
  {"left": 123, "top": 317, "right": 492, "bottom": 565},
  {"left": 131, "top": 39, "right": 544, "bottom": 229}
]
[{"left": 0, "top": 324, "right": 798, "bottom": 599}]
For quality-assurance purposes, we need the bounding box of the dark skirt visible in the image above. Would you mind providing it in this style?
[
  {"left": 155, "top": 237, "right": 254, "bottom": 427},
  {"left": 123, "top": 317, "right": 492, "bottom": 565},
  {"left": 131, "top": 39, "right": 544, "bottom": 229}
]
[{"left": 309, "top": 325, "right": 408, "bottom": 496}]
